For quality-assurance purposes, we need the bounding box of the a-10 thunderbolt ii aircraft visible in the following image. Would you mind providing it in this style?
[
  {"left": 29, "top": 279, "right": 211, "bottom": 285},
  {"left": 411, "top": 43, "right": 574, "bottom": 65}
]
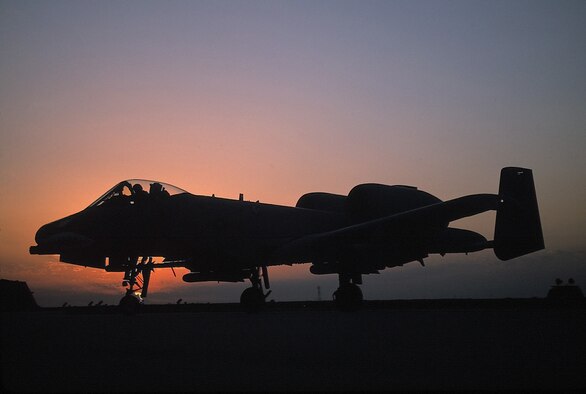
[{"left": 30, "top": 167, "right": 544, "bottom": 310}]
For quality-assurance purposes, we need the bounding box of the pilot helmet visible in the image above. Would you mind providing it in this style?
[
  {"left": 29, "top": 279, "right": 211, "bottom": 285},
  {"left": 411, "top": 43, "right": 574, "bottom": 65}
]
[{"left": 150, "top": 182, "right": 163, "bottom": 193}]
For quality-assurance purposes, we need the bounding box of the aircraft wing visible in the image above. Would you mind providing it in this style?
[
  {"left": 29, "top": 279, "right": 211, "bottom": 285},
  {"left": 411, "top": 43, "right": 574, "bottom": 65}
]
[{"left": 271, "top": 193, "right": 500, "bottom": 263}]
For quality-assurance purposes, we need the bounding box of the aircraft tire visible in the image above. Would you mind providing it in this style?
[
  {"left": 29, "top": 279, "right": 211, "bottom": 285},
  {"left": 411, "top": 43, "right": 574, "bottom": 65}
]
[
  {"left": 240, "top": 287, "right": 265, "bottom": 312},
  {"left": 119, "top": 293, "right": 141, "bottom": 315},
  {"left": 333, "top": 283, "right": 363, "bottom": 310}
]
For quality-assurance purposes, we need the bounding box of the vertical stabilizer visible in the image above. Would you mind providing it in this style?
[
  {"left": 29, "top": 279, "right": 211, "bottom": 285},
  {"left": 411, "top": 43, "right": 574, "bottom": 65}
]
[{"left": 494, "top": 167, "right": 545, "bottom": 260}]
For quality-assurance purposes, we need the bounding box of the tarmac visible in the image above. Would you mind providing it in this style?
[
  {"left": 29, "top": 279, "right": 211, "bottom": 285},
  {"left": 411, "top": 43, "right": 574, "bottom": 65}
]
[{"left": 2, "top": 299, "right": 586, "bottom": 392}]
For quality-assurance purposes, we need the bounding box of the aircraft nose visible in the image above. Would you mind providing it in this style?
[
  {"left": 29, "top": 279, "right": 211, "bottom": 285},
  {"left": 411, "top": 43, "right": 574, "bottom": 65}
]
[
  {"left": 31, "top": 215, "right": 93, "bottom": 255},
  {"left": 35, "top": 222, "right": 54, "bottom": 244},
  {"left": 35, "top": 221, "right": 61, "bottom": 245},
  {"left": 34, "top": 216, "right": 74, "bottom": 244}
]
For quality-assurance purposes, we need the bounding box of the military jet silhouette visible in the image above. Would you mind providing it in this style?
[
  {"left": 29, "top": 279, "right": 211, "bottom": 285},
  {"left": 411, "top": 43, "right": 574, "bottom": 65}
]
[{"left": 30, "top": 167, "right": 544, "bottom": 310}]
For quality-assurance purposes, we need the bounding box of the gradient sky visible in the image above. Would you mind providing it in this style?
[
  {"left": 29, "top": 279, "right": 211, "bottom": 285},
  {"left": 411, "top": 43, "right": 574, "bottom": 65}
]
[{"left": 1, "top": 0, "right": 585, "bottom": 306}]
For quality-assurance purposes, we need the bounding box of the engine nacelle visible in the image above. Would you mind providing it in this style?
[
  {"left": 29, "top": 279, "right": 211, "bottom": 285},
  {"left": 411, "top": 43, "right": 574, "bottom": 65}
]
[
  {"left": 295, "top": 192, "right": 347, "bottom": 213},
  {"left": 346, "top": 184, "right": 442, "bottom": 223}
]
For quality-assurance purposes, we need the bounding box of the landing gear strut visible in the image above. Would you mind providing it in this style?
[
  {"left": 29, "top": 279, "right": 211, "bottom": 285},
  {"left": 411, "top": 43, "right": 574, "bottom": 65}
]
[
  {"left": 119, "top": 256, "right": 153, "bottom": 314},
  {"left": 333, "top": 272, "right": 363, "bottom": 310},
  {"left": 240, "top": 266, "right": 271, "bottom": 312}
]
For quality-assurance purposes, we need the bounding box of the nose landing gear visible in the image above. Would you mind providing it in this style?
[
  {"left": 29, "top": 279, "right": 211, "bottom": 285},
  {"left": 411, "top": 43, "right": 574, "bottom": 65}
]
[{"left": 118, "top": 256, "right": 153, "bottom": 314}]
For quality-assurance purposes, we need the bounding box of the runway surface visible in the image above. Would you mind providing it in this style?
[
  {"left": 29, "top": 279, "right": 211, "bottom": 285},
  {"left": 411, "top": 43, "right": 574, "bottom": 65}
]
[{"left": 2, "top": 300, "right": 585, "bottom": 392}]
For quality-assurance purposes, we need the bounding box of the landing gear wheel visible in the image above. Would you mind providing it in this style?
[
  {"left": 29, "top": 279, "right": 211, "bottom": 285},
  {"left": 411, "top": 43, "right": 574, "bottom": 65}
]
[
  {"left": 333, "top": 283, "right": 363, "bottom": 310},
  {"left": 119, "top": 293, "right": 141, "bottom": 315},
  {"left": 240, "top": 287, "right": 265, "bottom": 312}
]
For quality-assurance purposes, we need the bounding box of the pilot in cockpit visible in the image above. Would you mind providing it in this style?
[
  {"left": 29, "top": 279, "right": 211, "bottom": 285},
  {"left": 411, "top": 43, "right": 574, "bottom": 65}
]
[
  {"left": 132, "top": 183, "right": 149, "bottom": 202},
  {"left": 150, "top": 182, "right": 170, "bottom": 199}
]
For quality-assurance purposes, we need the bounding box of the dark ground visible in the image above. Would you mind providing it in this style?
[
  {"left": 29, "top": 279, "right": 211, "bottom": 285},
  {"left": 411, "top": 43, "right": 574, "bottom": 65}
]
[{"left": 2, "top": 299, "right": 586, "bottom": 392}]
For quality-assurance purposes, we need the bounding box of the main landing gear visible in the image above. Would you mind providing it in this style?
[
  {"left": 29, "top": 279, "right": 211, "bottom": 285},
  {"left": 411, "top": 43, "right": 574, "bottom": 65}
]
[
  {"left": 333, "top": 272, "right": 363, "bottom": 310},
  {"left": 119, "top": 256, "right": 153, "bottom": 314},
  {"left": 240, "top": 266, "right": 271, "bottom": 312}
]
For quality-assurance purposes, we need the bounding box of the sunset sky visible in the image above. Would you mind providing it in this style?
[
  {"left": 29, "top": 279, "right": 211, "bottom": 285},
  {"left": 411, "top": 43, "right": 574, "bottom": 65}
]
[{"left": 1, "top": 0, "right": 585, "bottom": 306}]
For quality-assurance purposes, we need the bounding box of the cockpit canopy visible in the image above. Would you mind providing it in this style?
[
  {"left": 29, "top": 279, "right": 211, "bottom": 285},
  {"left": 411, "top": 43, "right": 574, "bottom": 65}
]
[{"left": 89, "top": 179, "right": 188, "bottom": 208}]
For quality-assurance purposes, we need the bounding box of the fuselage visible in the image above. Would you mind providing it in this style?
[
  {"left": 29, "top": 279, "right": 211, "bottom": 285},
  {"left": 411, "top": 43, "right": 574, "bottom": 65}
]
[
  {"left": 32, "top": 190, "right": 344, "bottom": 270},
  {"left": 30, "top": 179, "right": 467, "bottom": 275}
]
